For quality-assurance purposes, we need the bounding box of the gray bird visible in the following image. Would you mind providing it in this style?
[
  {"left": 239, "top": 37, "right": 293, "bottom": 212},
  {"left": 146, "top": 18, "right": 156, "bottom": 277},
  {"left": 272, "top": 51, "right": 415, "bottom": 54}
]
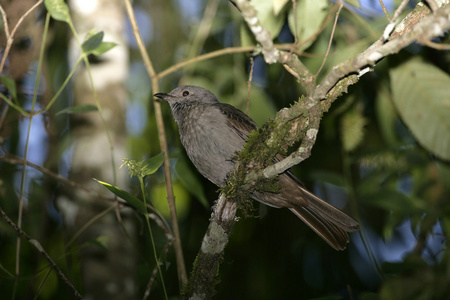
[{"left": 154, "top": 85, "right": 359, "bottom": 250}]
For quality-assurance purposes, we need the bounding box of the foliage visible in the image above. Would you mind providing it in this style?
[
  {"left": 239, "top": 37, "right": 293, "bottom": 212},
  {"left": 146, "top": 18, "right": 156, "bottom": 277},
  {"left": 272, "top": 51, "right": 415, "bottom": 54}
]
[{"left": 0, "top": 0, "right": 449, "bottom": 299}]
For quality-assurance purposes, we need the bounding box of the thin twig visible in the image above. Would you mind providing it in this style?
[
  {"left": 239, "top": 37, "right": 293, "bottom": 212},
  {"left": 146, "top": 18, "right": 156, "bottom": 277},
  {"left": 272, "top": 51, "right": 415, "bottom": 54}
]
[
  {"left": 421, "top": 39, "right": 450, "bottom": 50},
  {"left": 380, "top": 0, "right": 410, "bottom": 42},
  {"left": 158, "top": 44, "right": 318, "bottom": 79},
  {"left": 186, "top": 0, "right": 220, "bottom": 60},
  {"left": 315, "top": 1, "right": 343, "bottom": 77},
  {"left": 378, "top": 0, "right": 391, "bottom": 22},
  {"left": 392, "top": 0, "right": 410, "bottom": 23},
  {"left": 0, "top": 207, "right": 83, "bottom": 299},
  {"left": 122, "top": 0, "right": 188, "bottom": 287},
  {"left": 143, "top": 239, "right": 174, "bottom": 300},
  {"left": 245, "top": 57, "right": 254, "bottom": 114},
  {"left": 0, "top": 0, "right": 44, "bottom": 76}
]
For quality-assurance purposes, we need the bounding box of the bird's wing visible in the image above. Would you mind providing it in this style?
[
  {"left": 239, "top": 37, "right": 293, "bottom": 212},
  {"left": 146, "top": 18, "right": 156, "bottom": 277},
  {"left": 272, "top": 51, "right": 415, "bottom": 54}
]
[{"left": 215, "top": 103, "right": 259, "bottom": 140}]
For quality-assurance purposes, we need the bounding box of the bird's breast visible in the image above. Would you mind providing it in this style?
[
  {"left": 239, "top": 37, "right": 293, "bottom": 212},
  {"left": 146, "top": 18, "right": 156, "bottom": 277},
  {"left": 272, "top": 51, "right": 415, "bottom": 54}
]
[{"left": 177, "top": 106, "right": 244, "bottom": 187}]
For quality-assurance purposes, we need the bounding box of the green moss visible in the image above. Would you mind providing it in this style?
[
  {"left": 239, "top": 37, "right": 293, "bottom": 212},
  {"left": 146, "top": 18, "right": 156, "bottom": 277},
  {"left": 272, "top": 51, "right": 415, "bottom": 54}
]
[{"left": 221, "top": 98, "right": 311, "bottom": 215}]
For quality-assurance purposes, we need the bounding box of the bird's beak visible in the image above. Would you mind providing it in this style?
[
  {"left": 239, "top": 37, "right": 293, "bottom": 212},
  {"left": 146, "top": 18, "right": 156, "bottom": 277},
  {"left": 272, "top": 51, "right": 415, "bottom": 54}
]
[{"left": 154, "top": 93, "right": 169, "bottom": 101}]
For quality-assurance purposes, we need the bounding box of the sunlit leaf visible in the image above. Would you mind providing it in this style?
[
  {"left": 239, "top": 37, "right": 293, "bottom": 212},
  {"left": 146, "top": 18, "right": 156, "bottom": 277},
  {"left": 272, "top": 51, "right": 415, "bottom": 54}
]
[
  {"left": 142, "top": 152, "right": 165, "bottom": 176},
  {"left": 91, "top": 42, "right": 117, "bottom": 55},
  {"left": 82, "top": 31, "right": 104, "bottom": 54},
  {"left": 151, "top": 182, "right": 191, "bottom": 220},
  {"left": 288, "top": 0, "right": 329, "bottom": 50},
  {"left": 55, "top": 104, "right": 98, "bottom": 116},
  {"left": 390, "top": 58, "right": 450, "bottom": 161},
  {"left": 0, "top": 75, "right": 17, "bottom": 100},
  {"left": 44, "top": 0, "right": 70, "bottom": 23},
  {"left": 95, "top": 179, "right": 147, "bottom": 213},
  {"left": 272, "top": 0, "right": 289, "bottom": 15},
  {"left": 249, "top": 0, "right": 284, "bottom": 39}
]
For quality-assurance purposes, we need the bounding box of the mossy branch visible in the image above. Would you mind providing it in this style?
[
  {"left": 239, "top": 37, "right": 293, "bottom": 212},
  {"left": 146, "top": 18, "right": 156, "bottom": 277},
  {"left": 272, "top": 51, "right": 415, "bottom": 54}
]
[{"left": 186, "top": 1, "right": 450, "bottom": 299}]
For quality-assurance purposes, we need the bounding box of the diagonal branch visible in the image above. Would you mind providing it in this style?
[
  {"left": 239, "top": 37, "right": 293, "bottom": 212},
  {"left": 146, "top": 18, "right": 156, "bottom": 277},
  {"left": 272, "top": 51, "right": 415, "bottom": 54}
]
[
  {"left": 187, "top": 2, "right": 450, "bottom": 299},
  {"left": 0, "top": 207, "right": 83, "bottom": 299}
]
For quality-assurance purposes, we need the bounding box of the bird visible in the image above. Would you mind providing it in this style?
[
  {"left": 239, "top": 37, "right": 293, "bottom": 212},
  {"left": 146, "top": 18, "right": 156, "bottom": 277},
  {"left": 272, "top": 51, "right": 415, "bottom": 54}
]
[{"left": 154, "top": 85, "right": 359, "bottom": 250}]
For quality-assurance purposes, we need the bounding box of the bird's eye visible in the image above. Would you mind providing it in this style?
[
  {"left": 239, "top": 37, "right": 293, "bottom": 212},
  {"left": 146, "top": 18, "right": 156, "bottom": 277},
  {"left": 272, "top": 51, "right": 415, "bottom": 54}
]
[{"left": 182, "top": 91, "right": 189, "bottom": 97}]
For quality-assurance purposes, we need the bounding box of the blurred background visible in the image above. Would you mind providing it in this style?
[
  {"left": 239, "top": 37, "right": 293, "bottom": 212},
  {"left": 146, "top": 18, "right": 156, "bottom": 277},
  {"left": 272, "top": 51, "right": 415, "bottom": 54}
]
[{"left": 0, "top": 0, "right": 449, "bottom": 299}]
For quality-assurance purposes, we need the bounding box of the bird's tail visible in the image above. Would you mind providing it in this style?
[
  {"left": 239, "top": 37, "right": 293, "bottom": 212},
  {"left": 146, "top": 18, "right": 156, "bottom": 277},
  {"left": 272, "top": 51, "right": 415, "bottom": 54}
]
[{"left": 289, "top": 187, "right": 359, "bottom": 250}]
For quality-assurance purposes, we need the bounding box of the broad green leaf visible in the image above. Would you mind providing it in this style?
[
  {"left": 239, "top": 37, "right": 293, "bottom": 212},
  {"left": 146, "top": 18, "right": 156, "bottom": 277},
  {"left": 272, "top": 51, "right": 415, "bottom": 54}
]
[
  {"left": 390, "top": 58, "right": 450, "bottom": 161},
  {"left": 288, "top": 0, "right": 329, "bottom": 50},
  {"left": 91, "top": 42, "right": 117, "bottom": 56},
  {"left": 272, "top": 0, "right": 289, "bottom": 15},
  {"left": 0, "top": 75, "right": 17, "bottom": 100},
  {"left": 95, "top": 179, "right": 147, "bottom": 213},
  {"left": 82, "top": 31, "right": 104, "bottom": 54},
  {"left": 340, "top": 108, "right": 368, "bottom": 152},
  {"left": 55, "top": 104, "right": 98, "bottom": 116},
  {"left": 250, "top": 0, "right": 284, "bottom": 39},
  {"left": 175, "top": 158, "right": 208, "bottom": 208},
  {"left": 44, "top": 0, "right": 70, "bottom": 23},
  {"left": 151, "top": 182, "right": 191, "bottom": 220},
  {"left": 88, "top": 236, "right": 109, "bottom": 250},
  {"left": 142, "top": 152, "right": 165, "bottom": 176}
]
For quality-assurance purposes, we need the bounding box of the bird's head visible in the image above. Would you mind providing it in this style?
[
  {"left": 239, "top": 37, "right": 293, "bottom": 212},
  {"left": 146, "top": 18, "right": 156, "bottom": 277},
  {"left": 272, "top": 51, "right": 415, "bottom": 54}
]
[{"left": 154, "top": 85, "right": 219, "bottom": 105}]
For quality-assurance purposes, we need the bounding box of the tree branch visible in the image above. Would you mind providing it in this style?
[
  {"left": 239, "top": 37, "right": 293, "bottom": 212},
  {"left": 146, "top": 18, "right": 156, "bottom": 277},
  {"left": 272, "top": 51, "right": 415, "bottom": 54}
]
[
  {"left": 184, "top": 194, "right": 237, "bottom": 299},
  {"left": 187, "top": 1, "right": 450, "bottom": 298}
]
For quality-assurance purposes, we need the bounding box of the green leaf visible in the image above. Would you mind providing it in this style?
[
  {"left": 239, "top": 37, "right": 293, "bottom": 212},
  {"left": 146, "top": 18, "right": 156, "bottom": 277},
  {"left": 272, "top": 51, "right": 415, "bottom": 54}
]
[
  {"left": 0, "top": 76, "right": 17, "bottom": 100},
  {"left": 121, "top": 152, "right": 165, "bottom": 178},
  {"left": 175, "top": 158, "right": 208, "bottom": 208},
  {"left": 82, "top": 31, "right": 104, "bottom": 54},
  {"left": 288, "top": 0, "right": 329, "bottom": 50},
  {"left": 340, "top": 108, "right": 368, "bottom": 152},
  {"left": 91, "top": 42, "right": 117, "bottom": 55},
  {"left": 151, "top": 182, "right": 191, "bottom": 220},
  {"left": 44, "top": 0, "right": 70, "bottom": 23},
  {"left": 250, "top": 0, "right": 284, "bottom": 39},
  {"left": 95, "top": 179, "right": 147, "bottom": 213},
  {"left": 272, "top": 0, "right": 289, "bottom": 15},
  {"left": 55, "top": 104, "right": 98, "bottom": 116},
  {"left": 142, "top": 152, "right": 165, "bottom": 176},
  {"left": 390, "top": 58, "right": 450, "bottom": 161},
  {"left": 88, "top": 236, "right": 109, "bottom": 250}
]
